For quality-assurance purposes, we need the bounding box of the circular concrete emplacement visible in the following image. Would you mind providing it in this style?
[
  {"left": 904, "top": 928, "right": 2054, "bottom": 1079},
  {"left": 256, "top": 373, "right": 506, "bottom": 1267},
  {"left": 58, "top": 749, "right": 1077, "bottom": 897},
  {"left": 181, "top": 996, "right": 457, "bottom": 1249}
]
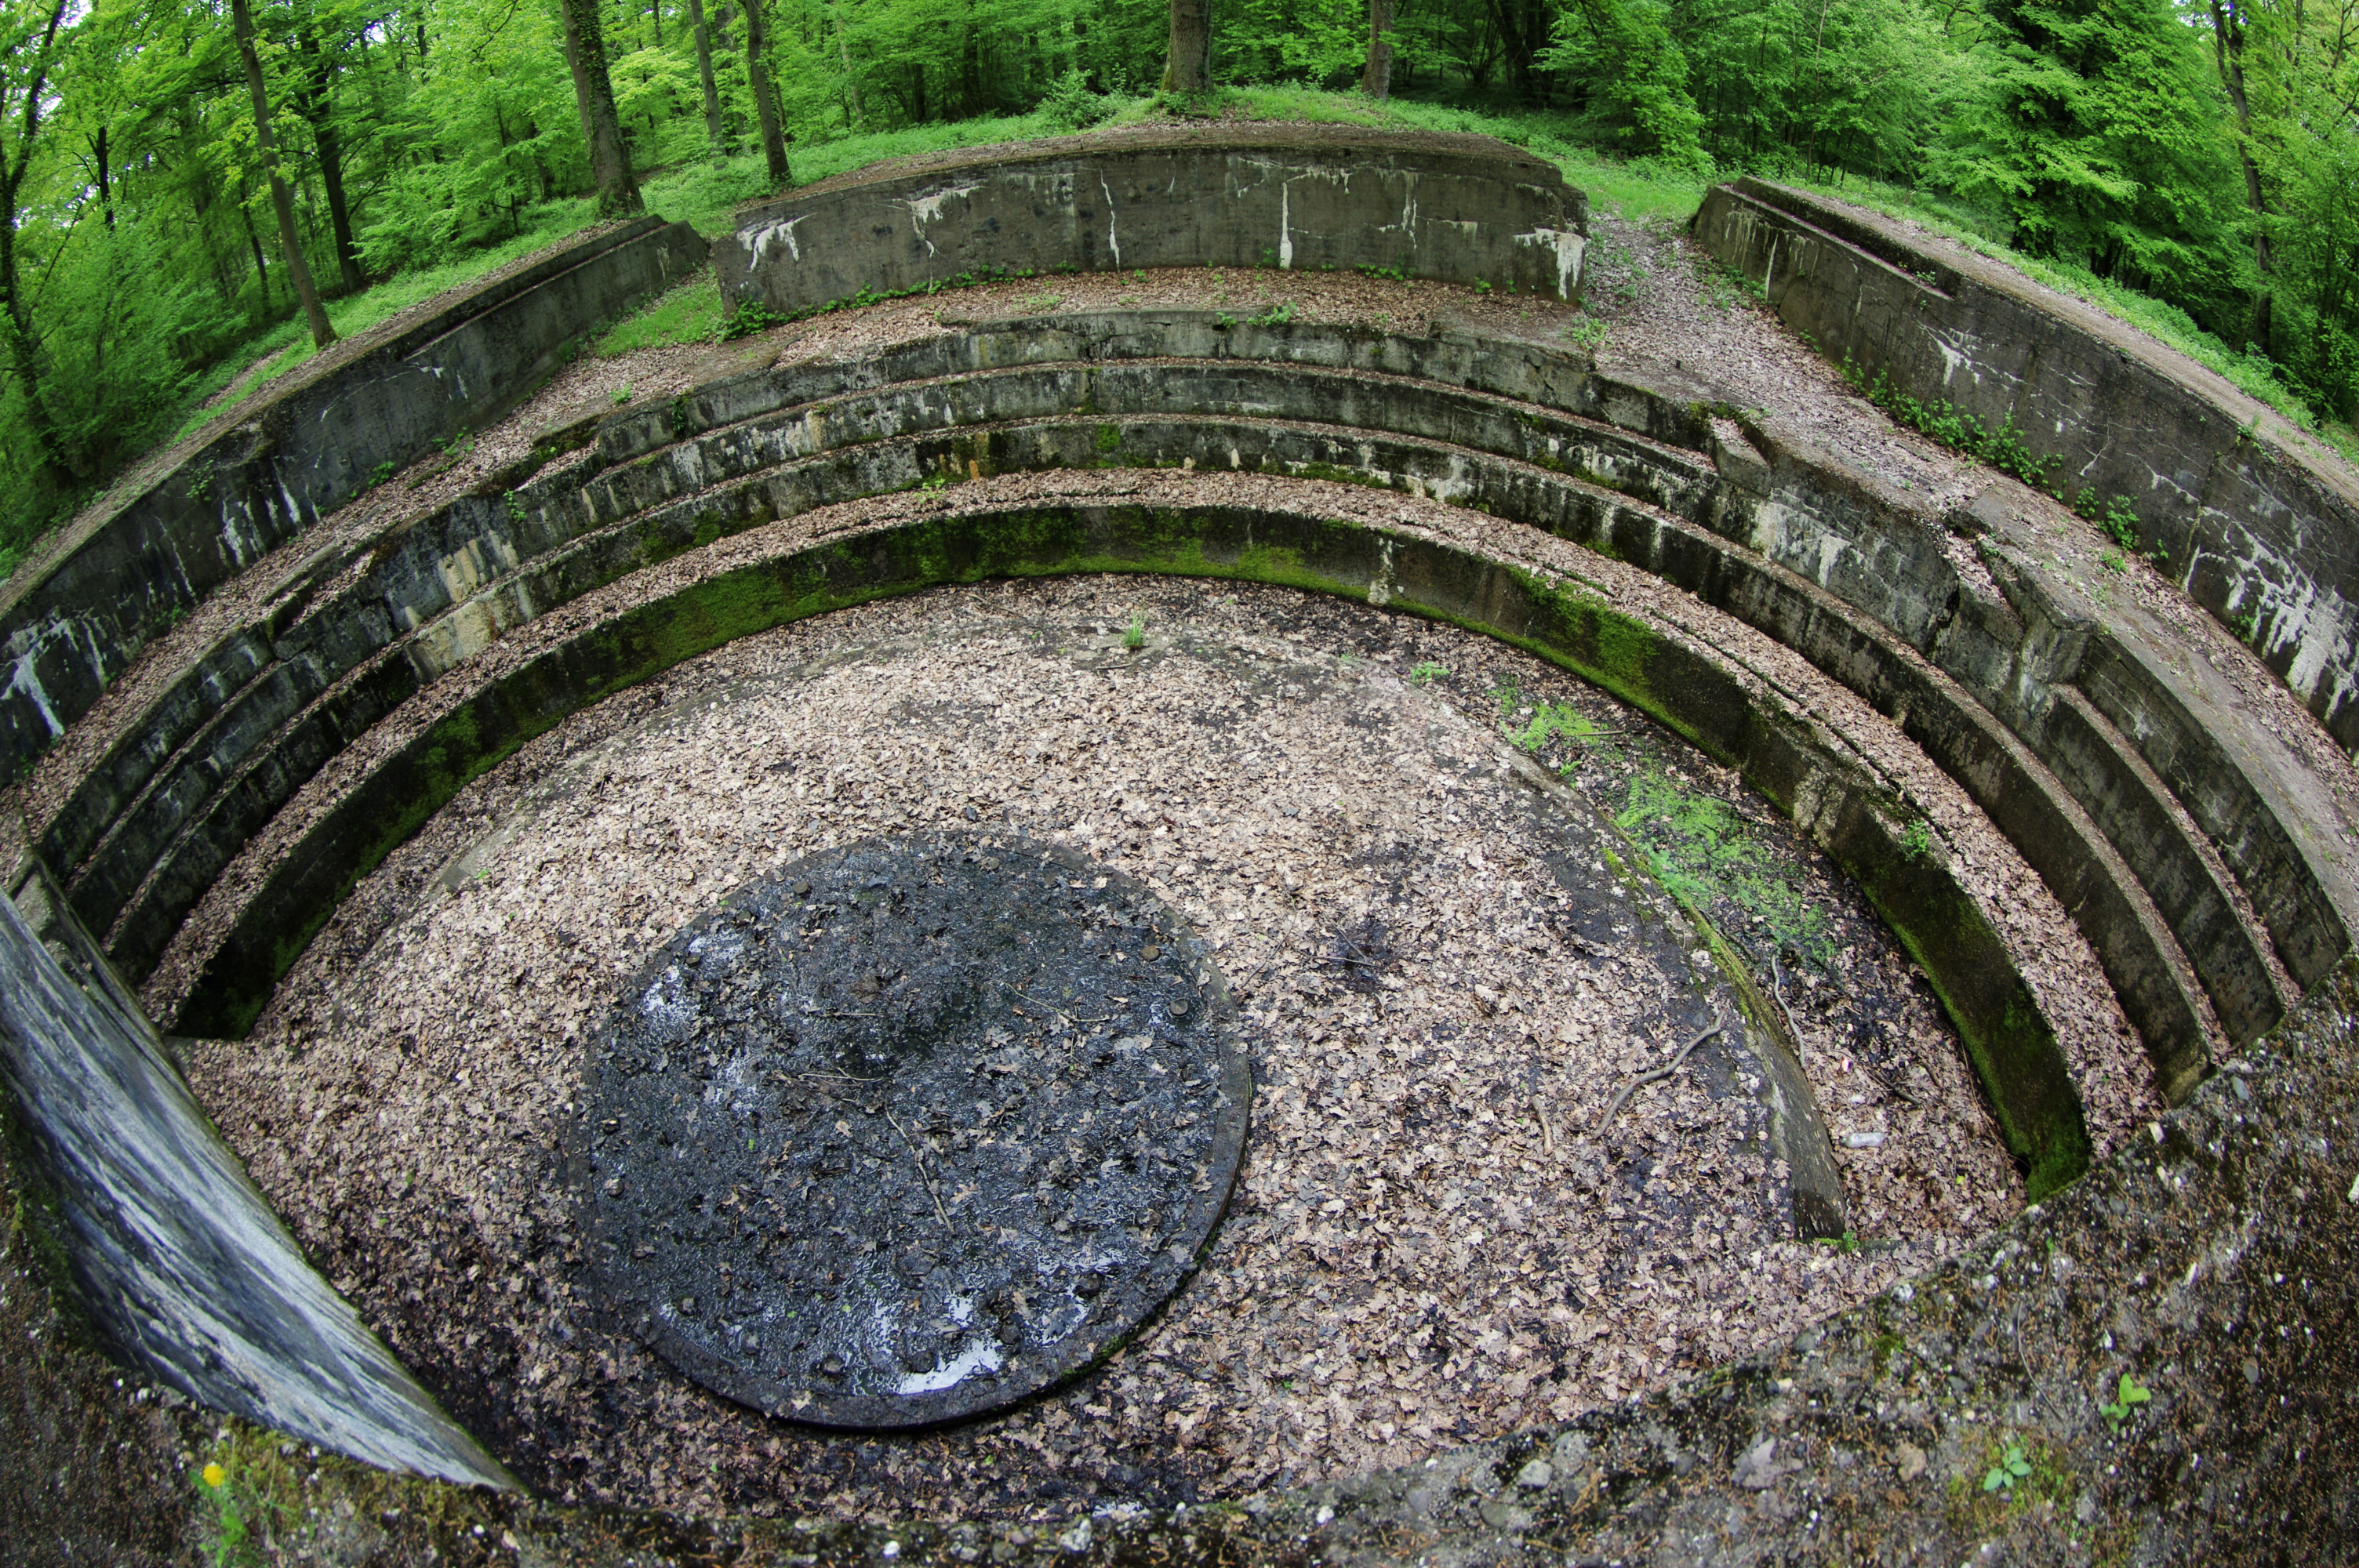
[{"left": 573, "top": 830, "right": 1249, "bottom": 1428}]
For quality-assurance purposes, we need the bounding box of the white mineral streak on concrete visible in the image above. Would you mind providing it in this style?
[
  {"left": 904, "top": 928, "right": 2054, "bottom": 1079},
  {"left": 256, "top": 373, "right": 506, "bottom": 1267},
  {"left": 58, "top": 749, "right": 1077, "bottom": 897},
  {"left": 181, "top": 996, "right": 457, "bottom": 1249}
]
[
  {"left": 904, "top": 183, "right": 983, "bottom": 259},
  {"left": 5, "top": 626, "right": 68, "bottom": 735},
  {"left": 1279, "top": 181, "right": 1292, "bottom": 270},
  {"left": 1512, "top": 228, "right": 1586, "bottom": 300},
  {"left": 1379, "top": 172, "right": 1419, "bottom": 243},
  {"left": 2200, "top": 521, "right": 2359, "bottom": 724},
  {"left": 748, "top": 215, "right": 809, "bottom": 268},
  {"left": 1100, "top": 179, "right": 1120, "bottom": 268},
  {"left": 0, "top": 891, "right": 511, "bottom": 1487},
  {"left": 1367, "top": 533, "right": 1398, "bottom": 607},
  {"left": 1930, "top": 327, "right": 1975, "bottom": 390}
]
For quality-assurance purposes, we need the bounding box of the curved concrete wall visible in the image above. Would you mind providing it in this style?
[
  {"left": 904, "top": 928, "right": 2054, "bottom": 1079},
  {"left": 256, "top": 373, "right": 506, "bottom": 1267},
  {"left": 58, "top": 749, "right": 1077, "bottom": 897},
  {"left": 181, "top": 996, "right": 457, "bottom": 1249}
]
[
  {"left": 0, "top": 858, "right": 510, "bottom": 1488},
  {"left": 45, "top": 313, "right": 2341, "bottom": 1118},
  {"left": 8, "top": 158, "right": 2359, "bottom": 1548},
  {"left": 0, "top": 215, "right": 709, "bottom": 789},
  {"left": 1695, "top": 176, "right": 2359, "bottom": 755},
  {"left": 714, "top": 126, "right": 1587, "bottom": 316}
]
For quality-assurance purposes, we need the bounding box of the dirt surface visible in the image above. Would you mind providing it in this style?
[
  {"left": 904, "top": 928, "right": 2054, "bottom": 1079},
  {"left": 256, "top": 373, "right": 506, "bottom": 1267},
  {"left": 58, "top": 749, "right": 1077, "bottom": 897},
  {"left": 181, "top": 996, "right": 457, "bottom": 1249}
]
[
  {"left": 181, "top": 576, "right": 2039, "bottom": 1523},
  {"left": 0, "top": 1140, "right": 198, "bottom": 1566}
]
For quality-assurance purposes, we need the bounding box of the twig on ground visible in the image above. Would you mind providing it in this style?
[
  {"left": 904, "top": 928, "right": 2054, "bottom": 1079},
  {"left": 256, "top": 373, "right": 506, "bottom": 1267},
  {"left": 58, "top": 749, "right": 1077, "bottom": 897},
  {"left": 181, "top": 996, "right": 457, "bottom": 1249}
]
[
  {"left": 886, "top": 1110, "right": 955, "bottom": 1231},
  {"left": 1594, "top": 1018, "right": 1725, "bottom": 1131}
]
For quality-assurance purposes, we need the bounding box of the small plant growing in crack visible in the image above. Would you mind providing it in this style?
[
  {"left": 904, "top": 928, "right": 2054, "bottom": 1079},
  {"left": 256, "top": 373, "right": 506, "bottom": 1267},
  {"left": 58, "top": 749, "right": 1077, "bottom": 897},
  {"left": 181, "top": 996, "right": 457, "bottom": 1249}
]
[
  {"left": 1982, "top": 1439, "right": 2033, "bottom": 1493},
  {"left": 1409, "top": 660, "right": 1448, "bottom": 685},
  {"left": 2098, "top": 1372, "right": 2152, "bottom": 1432},
  {"left": 1900, "top": 818, "right": 1936, "bottom": 861},
  {"left": 1124, "top": 614, "right": 1145, "bottom": 651}
]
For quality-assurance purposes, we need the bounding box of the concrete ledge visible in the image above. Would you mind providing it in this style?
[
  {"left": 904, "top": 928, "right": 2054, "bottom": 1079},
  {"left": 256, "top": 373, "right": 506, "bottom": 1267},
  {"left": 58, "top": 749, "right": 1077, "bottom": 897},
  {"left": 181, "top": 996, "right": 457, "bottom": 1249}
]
[
  {"left": 1694, "top": 176, "right": 2359, "bottom": 757},
  {"left": 31, "top": 319, "right": 2289, "bottom": 1115},
  {"left": 714, "top": 127, "right": 1586, "bottom": 315},
  {"left": 161, "top": 497, "right": 2091, "bottom": 1204},
  {"left": 0, "top": 216, "right": 710, "bottom": 786}
]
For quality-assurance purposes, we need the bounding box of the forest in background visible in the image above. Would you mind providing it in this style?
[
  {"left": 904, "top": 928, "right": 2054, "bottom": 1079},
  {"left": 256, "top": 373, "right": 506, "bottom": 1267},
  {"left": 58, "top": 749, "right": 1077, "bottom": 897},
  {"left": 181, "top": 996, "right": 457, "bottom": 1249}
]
[{"left": 0, "top": 0, "right": 2353, "bottom": 582}]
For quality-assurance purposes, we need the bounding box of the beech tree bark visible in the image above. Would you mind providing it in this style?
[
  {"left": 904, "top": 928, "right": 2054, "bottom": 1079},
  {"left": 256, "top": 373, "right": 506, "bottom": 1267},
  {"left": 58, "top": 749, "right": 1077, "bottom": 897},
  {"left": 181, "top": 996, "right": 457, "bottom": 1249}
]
[
  {"left": 1163, "top": 0, "right": 1210, "bottom": 95},
  {"left": 231, "top": 0, "right": 336, "bottom": 350},
  {"left": 743, "top": 0, "right": 792, "bottom": 187},
  {"left": 558, "top": 0, "right": 644, "bottom": 219},
  {"left": 686, "top": 0, "right": 730, "bottom": 153},
  {"left": 1360, "top": 0, "right": 1393, "bottom": 97}
]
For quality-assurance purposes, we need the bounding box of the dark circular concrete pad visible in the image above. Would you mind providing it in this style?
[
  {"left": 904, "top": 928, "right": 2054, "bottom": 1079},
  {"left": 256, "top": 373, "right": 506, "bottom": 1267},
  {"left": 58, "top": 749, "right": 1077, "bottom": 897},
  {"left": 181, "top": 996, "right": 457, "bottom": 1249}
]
[{"left": 573, "top": 830, "right": 1249, "bottom": 1428}]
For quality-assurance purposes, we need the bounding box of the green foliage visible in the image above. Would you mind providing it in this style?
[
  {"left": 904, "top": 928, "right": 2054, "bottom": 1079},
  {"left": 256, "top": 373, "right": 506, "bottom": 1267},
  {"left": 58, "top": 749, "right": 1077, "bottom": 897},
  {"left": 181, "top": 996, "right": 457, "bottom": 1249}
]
[
  {"left": 1537, "top": 0, "right": 1707, "bottom": 169},
  {"left": 1409, "top": 659, "right": 1448, "bottom": 684},
  {"left": 1615, "top": 768, "right": 1835, "bottom": 965},
  {"left": 1845, "top": 358, "right": 2059, "bottom": 486},
  {"left": 2099, "top": 1370, "right": 2152, "bottom": 1431},
  {"left": 2099, "top": 493, "right": 2137, "bottom": 546},
  {"left": 1124, "top": 613, "right": 1145, "bottom": 649},
  {"left": 1038, "top": 67, "right": 1115, "bottom": 132},
  {"left": 597, "top": 276, "right": 725, "bottom": 357},
  {"left": 1900, "top": 818, "right": 1935, "bottom": 861},
  {"left": 1982, "top": 1438, "right": 2033, "bottom": 1493},
  {"left": 1509, "top": 699, "right": 1608, "bottom": 753}
]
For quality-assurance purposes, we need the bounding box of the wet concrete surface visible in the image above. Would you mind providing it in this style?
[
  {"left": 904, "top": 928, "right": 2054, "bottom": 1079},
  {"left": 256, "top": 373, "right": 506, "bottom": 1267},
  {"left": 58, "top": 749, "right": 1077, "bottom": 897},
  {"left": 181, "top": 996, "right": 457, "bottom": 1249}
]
[{"left": 573, "top": 830, "right": 1249, "bottom": 1427}]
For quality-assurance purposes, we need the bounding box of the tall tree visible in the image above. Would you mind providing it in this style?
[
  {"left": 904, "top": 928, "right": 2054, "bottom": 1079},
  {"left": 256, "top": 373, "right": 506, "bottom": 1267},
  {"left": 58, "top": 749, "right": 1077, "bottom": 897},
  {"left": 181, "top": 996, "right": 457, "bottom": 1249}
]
[
  {"left": 1165, "top": 0, "right": 1209, "bottom": 93},
  {"left": 296, "top": 28, "right": 365, "bottom": 293},
  {"left": 685, "top": 0, "right": 729, "bottom": 151},
  {"left": 2207, "top": 0, "right": 2274, "bottom": 348},
  {"left": 741, "top": 0, "right": 791, "bottom": 184},
  {"left": 1361, "top": 0, "right": 1392, "bottom": 97},
  {"left": 0, "top": 0, "right": 74, "bottom": 488},
  {"left": 231, "top": 0, "right": 336, "bottom": 348},
  {"left": 558, "top": 0, "right": 642, "bottom": 217}
]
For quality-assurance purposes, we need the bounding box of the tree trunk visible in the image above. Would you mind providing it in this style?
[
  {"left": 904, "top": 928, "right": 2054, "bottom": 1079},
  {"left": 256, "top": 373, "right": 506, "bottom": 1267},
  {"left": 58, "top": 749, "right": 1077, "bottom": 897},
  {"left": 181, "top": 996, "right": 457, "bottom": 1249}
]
[
  {"left": 242, "top": 198, "right": 272, "bottom": 312},
  {"left": 1485, "top": 0, "right": 1545, "bottom": 102},
  {"left": 2208, "top": 0, "right": 2276, "bottom": 353},
  {"left": 836, "top": 2, "right": 864, "bottom": 127},
  {"left": 298, "top": 32, "right": 366, "bottom": 293},
  {"left": 94, "top": 124, "right": 113, "bottom": 228},
  {"left": 232, "top": 0, "right": 336, "bottom": 350},
  {"left": 1360, "top": 0, "right": 1393, "bottom": 97},
  {"left": 559, "top": 0, "right": 645, "bottom": 217},
  {"left": 743, "top": 0, "right": 792, "bottom": 186},
  {"left": 1163, "top": 0, "right": 1210, "bottom": 95},
  {"left": 686, "top": 0, "right": 730, "bottom": 152}
]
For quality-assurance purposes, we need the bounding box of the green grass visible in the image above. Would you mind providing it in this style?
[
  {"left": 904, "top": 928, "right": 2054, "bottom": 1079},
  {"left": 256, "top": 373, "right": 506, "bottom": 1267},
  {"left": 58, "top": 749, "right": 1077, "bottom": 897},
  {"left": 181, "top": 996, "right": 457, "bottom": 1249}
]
[
  {"left": 1100, "top": 85, "right": 1711, "bottom": 222},
  {"left": 596, "top": 268, "right": 726, "bottom": 357}
]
